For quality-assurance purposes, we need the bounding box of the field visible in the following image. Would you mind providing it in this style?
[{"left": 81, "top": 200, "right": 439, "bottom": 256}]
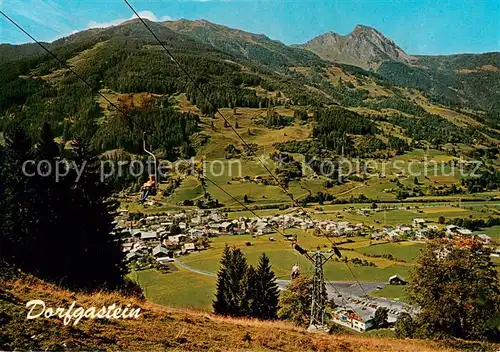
[
  {"left": 371, "top": 285, "right": 408, "bottom": 302},
  {"left": 180, "top": 231, "right": 419, "bottom": 278},
  {"left": 358, "top": 242, "right": 424, "bottom": 262},
  {"left": 132, "top": 268, "right": 215, "bottom": 311}
]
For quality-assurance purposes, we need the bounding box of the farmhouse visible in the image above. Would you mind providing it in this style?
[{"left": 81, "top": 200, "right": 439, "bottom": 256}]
[
  {"left": 456, "top": 228, "right": 473, "bottom": 236},
  {"left": 476, "top": 234, "right": 492, "bottom": 244},
  {"left": 188, "top": 228, "right": 205, "bottom": 238},
  {"left": 125, "top": 251, "right": 142, "bottom": 262},
  {"left": 445, "top": 225, "right": 459, "bottom": 235},
  {"left": 167, "top": 234, "right": 186, "bottom": 244},
  {"left": 152, "top": 244, "right": 171, "bottom": 259}
]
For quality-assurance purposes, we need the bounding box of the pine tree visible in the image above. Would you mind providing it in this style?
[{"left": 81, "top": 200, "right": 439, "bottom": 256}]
[
  {"left": 31, "top": 122, "right": 67, "bottom": 277},
  {"left": 62, "top": 139, "right": 126, "bottom": 289},
  {"left": 213, "top": 245, "right": 232, "bottom": 315},
  {"left": 250, "top": 253, "right": 280, "bottom": 320},
  {"left": 227, "top": 247, "right": 249, "bottom": 317},
  {"left": 241, "top": 265, "right": 256, "bottom": 317},
  {"left": 213, "top": 246, "right": 249, "bottom": 317},
  {"left": 0, "top": 126, "right": 36, "bottom": 266}
]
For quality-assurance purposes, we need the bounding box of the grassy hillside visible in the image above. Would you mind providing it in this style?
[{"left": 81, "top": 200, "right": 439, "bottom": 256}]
[{"left": 1, "top": 274, "right": 485, "bottom": 351}]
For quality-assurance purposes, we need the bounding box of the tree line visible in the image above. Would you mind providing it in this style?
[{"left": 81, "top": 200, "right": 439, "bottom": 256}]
[{"left": 0, "top": 123, "right": 127, "bottom": 290}]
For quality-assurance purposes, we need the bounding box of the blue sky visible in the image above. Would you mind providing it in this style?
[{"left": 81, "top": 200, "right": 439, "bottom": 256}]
[{"left": 0, "top": 0, "right": 499, "bottom": 55}]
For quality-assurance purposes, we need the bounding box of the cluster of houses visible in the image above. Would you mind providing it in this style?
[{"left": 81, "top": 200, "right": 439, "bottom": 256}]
[
  {"left": 369, "top": 218, "right": 439, "bottom": 241},
  {"left": 370, "top": 218, "right": 493, "bottom": 244},
  {"left": 114, "top": 206, "right": 494, "bottom": 269},
  {"left": 444, "top": 224, "right": 492, "bottom": 244},
  {"left": 112, "top": 206, "right": 496, "bottom": 333},
  {"left": 115, "top": 210, "right": 369, "bottom": 259},
  {"left": 114, "top": 209, "right": 371, "bottom": 267}
]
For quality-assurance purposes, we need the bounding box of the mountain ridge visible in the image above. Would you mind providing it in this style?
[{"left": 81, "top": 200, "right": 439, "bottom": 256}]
[
  {"left": 296, "top": 24, "right": 416, "bottom": 69},
  {"left": 162, "top": 18, "right": 324, "bottom": 67}
]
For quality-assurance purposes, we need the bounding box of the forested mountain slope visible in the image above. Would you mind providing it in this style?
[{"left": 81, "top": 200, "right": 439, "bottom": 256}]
[{"left": 163, "top": 19, "right": 324, "bottom": 67}]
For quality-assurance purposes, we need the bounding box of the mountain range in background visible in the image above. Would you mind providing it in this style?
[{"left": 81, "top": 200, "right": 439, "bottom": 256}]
[{"left": 1, "top": 17, "right": 499, "bottom": 123}]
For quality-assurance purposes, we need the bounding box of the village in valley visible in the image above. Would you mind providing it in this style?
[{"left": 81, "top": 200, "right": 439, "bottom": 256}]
[{"left": 116, "top": 206, "right": 497, "bottom": 332}]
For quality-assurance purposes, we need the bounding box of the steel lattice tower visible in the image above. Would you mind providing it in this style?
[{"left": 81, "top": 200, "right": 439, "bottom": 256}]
[
  {"left": 294, "top": 244, "right": 338, "bottom": 331},
  {"left": 310, "top": 249, "right": 327, "bottom": 327}
]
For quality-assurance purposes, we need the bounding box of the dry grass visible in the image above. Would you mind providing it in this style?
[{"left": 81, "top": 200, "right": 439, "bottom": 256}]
[
  {"left": 425, "top": 105, "right": 482, "bottom": 127},
  {"left": 0, "top": 276, "right": 464, "bottom": 351}
]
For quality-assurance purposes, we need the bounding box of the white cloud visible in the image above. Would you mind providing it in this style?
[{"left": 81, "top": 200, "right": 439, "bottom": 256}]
[
  {"left": 6, "top": 0, "right": 74, "bottom": 36},
  {"left": 87, "top": 10, "right": 171, "bottom": 29}
]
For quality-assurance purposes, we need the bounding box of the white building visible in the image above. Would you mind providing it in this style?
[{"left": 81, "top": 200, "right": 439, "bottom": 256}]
[{"left": 331, "top": 308, "right": 374, "bottom": 332}]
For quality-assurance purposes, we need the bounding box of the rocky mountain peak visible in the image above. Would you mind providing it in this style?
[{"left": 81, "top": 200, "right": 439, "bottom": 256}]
[{"left": 299, "top": 25, "right": 416, "bottom": 69}]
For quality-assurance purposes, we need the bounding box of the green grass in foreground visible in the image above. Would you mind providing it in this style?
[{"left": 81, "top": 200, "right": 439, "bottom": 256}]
[{"left": 132, "top": 267, "right": 215, "bottom": 311}]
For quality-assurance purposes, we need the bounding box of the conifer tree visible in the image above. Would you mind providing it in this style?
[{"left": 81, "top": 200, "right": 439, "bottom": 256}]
[
  {"left": 227, "top": 247, "right": 249, "bottom": 316},
  {"left": 250, "top": 253, "right": 280, "bottom": 320},
  {"left": 241, "top": 265, "right": 256, "bottom": 317},
  {"left": 31, "top": 122, "right": 67, "bottom": 277},
  {"left": 1, "top": 127, "right": 127, "bottom": 289},
  {"left": 63, "top": 139, "right": 126, "bottom": 289},
  {"left": 0, "top": 127, "right": 35, "bottom": 263},
  {"left": 213, "top": 246, "right": 250, "bottom": 317},
  {"left": 213, "top": 245, "right": 232, "bottom": 315}
]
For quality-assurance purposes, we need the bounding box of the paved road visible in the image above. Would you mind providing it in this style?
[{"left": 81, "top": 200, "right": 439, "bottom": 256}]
[
  {"left": 175, "top": 259, "right": 217, "bottom": 278},
  {"left": 176, "top": 259, "right": 382, "bottom": 295},
  {"left": 176, "top": 259, "right": 381, "bottom": 292}
]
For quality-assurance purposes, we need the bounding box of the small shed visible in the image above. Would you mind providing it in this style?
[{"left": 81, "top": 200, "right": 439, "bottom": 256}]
[{"left": 388, "top": 274, "right": 407, "bottom": 286}]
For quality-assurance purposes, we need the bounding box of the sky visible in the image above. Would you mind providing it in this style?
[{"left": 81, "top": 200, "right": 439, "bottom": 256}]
[{"left": 0, "top": 0, "right": 499, "bottom": 55}]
